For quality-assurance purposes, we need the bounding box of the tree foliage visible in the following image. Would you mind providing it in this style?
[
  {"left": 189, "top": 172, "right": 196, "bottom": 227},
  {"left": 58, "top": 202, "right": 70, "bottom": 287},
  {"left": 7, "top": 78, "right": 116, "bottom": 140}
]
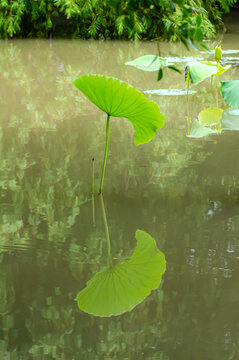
[{"left": 0, "top": 0, "right": 236, "bottom": 40}]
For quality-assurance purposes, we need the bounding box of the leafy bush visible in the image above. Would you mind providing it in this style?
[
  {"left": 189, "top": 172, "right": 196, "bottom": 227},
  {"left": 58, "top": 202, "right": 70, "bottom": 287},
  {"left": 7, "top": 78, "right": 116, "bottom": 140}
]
[{"left": 0, "top": 0, "right": 236, "bottom": 40}]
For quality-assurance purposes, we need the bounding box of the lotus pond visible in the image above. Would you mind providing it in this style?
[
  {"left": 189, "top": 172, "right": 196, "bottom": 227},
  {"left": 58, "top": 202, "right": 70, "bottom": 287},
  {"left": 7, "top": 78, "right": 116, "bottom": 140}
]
[{"left": 0, "top": 37, "right": 239, "bottom": 359}]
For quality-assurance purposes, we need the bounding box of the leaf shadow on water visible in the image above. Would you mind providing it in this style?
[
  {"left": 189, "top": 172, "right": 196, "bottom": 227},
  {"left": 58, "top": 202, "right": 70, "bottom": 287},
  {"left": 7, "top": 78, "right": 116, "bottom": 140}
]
[{"left": 75, "top": 195, "right": 166, "bottom": 317}]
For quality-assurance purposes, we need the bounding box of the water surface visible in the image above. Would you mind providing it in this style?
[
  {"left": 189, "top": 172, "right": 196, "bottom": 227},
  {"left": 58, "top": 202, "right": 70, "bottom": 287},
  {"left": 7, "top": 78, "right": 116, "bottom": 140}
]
[{"left": 0, "top": 37, "right": 239, "bottom": 359}]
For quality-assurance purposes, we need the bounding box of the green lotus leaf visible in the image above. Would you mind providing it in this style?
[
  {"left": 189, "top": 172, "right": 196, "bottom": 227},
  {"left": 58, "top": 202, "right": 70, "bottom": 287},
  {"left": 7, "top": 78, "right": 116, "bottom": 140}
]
[
  {"left": 125, "top": 55, "right": 170, "bottom": 71},
  {"left": 144, "top": 89, "right": 197, "bottom": 96},
  {"left": 198, "top": 107, "right": 223, "bottom": 127},
  {"left": 201, "top": 61, "right": 231, "bottom": 76},
  {"left": 187, "top": 120, "right": 218, "bottom": 138},
  {"left": 76, "top": 230, "right": 166, "bottom": 317},
  {"left": 220, "top": 80, "right": 239, "bottom": 107},
  {"left": 73, "top": 74, "right": 164, "bottom": 145},
  {"left": 186, "top": 62, "right": 219, "bottom": 85},
  {"left": 221, "top": 108, "right": 239, "bottom": 130}
]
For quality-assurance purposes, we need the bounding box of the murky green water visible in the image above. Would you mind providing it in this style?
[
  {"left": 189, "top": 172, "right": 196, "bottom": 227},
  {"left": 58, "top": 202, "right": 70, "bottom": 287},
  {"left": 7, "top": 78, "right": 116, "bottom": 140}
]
[{"left": 0, "top": 37, "right": 239, "bottom": 359}]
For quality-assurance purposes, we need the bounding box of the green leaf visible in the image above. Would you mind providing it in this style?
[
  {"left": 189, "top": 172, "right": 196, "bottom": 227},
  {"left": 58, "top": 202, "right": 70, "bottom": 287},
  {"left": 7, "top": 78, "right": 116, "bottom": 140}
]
[
  {"left": 167, "top": 65, "right": 182, "bottom": 74},
  {"left": 73, "top": 74, "right": 165, "bottom": 145},
  {"left": 186, "top": 62, "right": 218, "bottom": 85},
  {"left": 220, "top": 80, "right": 239, "bottom": 107},
  {"left": 157, "top": 68, "right": 163, "bottom": 81},
  {"left": 196, "top": 15, "right": 202, "bottom": 27},
  {"left": 198, "top": 107, "right": 223, "bottom": 127},
  {"left": 125, "top": 55, "right": 171, "bottom": 72},
  {"left": 202, "top": 61, "right": 231, "bottom": 76},
  {"left": 187, "top": 120, "right": 218, "bottom": 138},
  {"left": 194, "top": 27, "right": 203, "bottom": 42},
  {"left": 221, "top": 108, "right": 239, "bottom": 130},
  {"left": 76, "top": 230, "right": 166, "bottom": 317},
  {"left": 144, "top": 89, "right": 197, "bottom": 96}
]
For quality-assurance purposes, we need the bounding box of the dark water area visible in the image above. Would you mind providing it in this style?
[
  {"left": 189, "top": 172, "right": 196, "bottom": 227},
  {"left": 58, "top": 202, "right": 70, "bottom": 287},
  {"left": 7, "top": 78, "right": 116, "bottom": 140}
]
[{"left": 0, "top": 36, "right": 239, "bottom": 359}]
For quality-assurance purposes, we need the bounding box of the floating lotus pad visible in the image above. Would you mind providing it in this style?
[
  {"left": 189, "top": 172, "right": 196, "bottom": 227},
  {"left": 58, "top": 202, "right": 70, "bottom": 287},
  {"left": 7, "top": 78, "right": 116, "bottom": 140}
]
[
  {"left": 76, "top": 230, "right": 166, "bottom": 317},
  {"left": 202, "top": 49, "right": 239, "bottom": 55},
  {"left": 144, "top": 89, "right": 197, "bottom": 96},
  {"left": 73, "top": 74, "right": 164, "bottom": 145},
  {"left": 165, "top": 56, "right": 203, "bottom": 63}
]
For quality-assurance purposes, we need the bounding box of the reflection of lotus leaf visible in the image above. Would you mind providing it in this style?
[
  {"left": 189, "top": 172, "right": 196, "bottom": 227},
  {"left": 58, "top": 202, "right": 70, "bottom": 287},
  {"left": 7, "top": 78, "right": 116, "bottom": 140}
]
[
  {"left": 222, "top": 108, "right": 239, "bottom": 130},
  {"left": 198, "top": 107, "right": 223, "bottom": 127},
  {"left": 144, "top": 89, "right": 197, "bottom": 96},
  {"left": 76, "top": 230, "right": 166, "bottom": 317},
  {"left": 187, "top": 120, "right": 218, "bottom": 138},
  {"left": 220, "top": 80, "right": 239, "bottom": 107},
  {"left": 73, "top": 74, "right": 164, "bottom": 145}
]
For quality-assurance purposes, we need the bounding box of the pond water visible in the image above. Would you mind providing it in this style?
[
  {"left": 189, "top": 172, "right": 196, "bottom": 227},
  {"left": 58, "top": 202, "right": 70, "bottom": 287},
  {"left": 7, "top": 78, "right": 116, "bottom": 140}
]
[{"left": 0, "top": 36, "right": 239, "bottom": 359}]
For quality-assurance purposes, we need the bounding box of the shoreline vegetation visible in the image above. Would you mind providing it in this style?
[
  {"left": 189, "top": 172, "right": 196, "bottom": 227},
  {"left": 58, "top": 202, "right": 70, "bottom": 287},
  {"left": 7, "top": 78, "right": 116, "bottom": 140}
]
[{"left": 0, "top": 0, "right": 237, "bottom": 41}]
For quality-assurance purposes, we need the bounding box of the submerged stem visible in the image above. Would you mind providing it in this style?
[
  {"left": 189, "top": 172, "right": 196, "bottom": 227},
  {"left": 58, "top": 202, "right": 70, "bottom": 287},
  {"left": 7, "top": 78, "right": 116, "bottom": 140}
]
[
  {"left": 99, "top": 114, "right": 110, "bottom": 194},
  {"left": 100, "top": 194, "right": 112, "bottom": 267}
]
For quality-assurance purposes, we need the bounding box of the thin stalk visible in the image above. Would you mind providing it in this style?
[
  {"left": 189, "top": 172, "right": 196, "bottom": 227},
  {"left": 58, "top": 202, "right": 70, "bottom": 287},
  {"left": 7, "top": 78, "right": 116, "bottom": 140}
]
[
  {"left": 100, "top": 194, "right": 112, "bottom": 267},
  {"left": 215, "top": 79, "right": 218, "bottom": 107},
  {"left": 92, "top": 157, "right": 96, "bottom": 226},
  {"left": 210, "top": 75, "right": 213, "bottom": 91},
  {"left": 186, "top": 67, "right": 190, "bottom": 102},
  {"left": 99, "top": 114, "right": 110, "bottom": 194}
]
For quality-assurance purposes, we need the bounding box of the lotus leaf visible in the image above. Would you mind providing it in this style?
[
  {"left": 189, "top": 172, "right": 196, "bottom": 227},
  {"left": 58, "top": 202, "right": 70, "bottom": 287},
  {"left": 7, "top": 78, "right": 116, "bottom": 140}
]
[
  {"left": 220, "top": 80, "right": 239, "bottom": 107},
  {"left": 186, "top": 62, "right": 219, "bottom": 85},
  {"left": 76, "top": 230, "right": 166, "bottom": 317},
  {"left": 125, "top": 55, "right": 171, "bottom": 71},
  {"left": 73, "top": 74, "right": 165, "bottom": 145},
  {"left": 202, "top": 61, "right": 231, "bottom": 76}
]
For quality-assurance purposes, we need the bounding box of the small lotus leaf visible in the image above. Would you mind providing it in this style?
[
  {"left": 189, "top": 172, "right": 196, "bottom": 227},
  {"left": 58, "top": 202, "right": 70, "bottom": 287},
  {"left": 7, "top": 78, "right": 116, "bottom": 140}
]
[
  {"left": 73, "top": 74, "right": 164, "bottom": 145},
  {"left": 186, "top": 62, "right": 219, "bottom": 85},
  {"left": 202, "top": 61, "right": 231, "bottom": 76},
  {"left": 221, "top": 108, "right": 239, "bottom": 130},
  {"left": 198, "top": 107, "right": 223, "bottom": 126},
  {"left": 76, "top": 230, "right": 166, "bottom": 317},
  {"left": 187, "top": 120, "right": 218, "bottom": 138},
  {"left": 220, "top": 80, "right": 239, "bottom": 107},
  {"left": 144, "top": 89, "right": 197, "bottom": 96}
]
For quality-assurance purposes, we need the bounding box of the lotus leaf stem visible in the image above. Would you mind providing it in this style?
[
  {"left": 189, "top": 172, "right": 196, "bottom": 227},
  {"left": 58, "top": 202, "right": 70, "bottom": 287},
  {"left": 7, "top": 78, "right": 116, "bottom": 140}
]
[{"left": 99, "top": 114, "right": 110, "bottom": 194}]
